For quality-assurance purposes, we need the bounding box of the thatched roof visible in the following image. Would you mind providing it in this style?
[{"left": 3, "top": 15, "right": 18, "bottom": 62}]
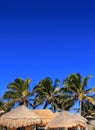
[
  {"left": 32, "top": 109, "right": 56, "bottom": 126},
  {"left": 74, "top": 114, "right": 88, "bottom": 123},
  {"left": 45, "top": 110, "right": 86, "bottom": 129},
  {"left": 87, "top": 120, "right": 95, "bottom": 130},
  {"left": 0, "top": 105, "right": 41, "bottom": 128}
]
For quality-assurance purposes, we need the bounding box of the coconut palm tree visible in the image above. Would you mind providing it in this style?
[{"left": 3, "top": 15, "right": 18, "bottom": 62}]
[
  {"left": 62, "top": 73, "right": 95, "bottom": 115},
  {"left": 3, "top": 78, "right": 32, "bottom": 109},
  {"left": 32, "top": 77, "right": 73, "bottom": 112},
  {"left": 32, "top": 77, "right": 62, "bottom": 112}
]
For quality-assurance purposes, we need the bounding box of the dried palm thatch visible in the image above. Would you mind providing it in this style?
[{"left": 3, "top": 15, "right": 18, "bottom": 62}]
[
  {"left": 74, "top": 114, "right": 88, "bottom": 123},
  {"left": 32, "top": 109, "right": 56, "bottom": 126},
  {"left": 45, "top": 110, "right": 87, "bottom": 130},
  {"left": 73, "top": 114, "right": 88, "bottom": 129},
  {"left": 87, "top": 120, "right": 95, "bottom": 130},
  {"left": 0, "top": 105, "right": 41, "bottom": 128}
]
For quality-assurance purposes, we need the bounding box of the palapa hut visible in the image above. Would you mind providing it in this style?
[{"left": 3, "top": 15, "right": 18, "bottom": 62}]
[
  {"left": 32, "top": 109, "right": 56, "bottom": 127},
  {"left": 45, "top": 110, "right": 87, "bottom": 130},
  {"left": 0, "top": 105, "right": 41, "bottom": 130}
]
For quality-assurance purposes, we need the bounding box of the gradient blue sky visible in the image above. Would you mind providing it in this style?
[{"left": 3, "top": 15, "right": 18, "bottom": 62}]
[{"left": 0, "top": 0, "right": 95, "bottom": 97}]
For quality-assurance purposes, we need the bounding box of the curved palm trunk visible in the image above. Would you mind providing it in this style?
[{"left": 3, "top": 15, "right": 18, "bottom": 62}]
[
  {"left": 43, "top": 102, "right": 48, "bottom": 109},
  {"left": 79, "top": 99, "right": 82, "bottom": 115}
]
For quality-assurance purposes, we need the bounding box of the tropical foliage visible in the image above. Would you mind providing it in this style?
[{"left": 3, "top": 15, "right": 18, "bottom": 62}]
[
  {"left": 3, "top": 78, "right": 32, "bottom": 109},
  {"left": 32, "top": 77, "right": 75, "bottom": 112},
  {"left": 1, "top": 73, "right": 95, "bottom": 117},
  {"left": 32, "top": 77, "right": 61, "bottom": 112},
  {"left": 62, "top": 73, "right": 95, "bottom": 115},
  {"left": 82, "top": 101, "right": 95, "bottom": 119}
]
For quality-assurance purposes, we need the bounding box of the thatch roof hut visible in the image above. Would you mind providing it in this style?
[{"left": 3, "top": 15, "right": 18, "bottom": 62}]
[
  {"left": 45, "top": 110, "right": 87, "bottom": 130},
  {"left": 32, "top": 109, "right": 56, "bottom": 126},
  {"left": 0, "top": 105, "right": 41, "bottom": 128}
]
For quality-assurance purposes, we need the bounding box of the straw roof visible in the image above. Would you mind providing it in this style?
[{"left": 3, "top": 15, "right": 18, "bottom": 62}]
[
  {"left": 32, "top": 109, "right": 56, "bottom": 126},
  {"left": 87, "top": 120, "right": 95, "bottom": 130},
  {"left": 0, "top": 105, "right": 41, "bottom": 128},
  {"left": 74, "top": 114, "right": 88, "bottom": 123},
  {"left": 45, "top": 110, "right": 87, "bottom": 129}
]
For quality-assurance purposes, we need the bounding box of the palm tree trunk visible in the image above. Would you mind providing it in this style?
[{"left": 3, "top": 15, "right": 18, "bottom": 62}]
[
  {"left": 43, "top": 101, "right": 48, "bottom": 109},
  {"left": 79, "top": 99, "right": 82, "bottom": 115},
  {"left": 52, "top": 105, "right": 55, "bottom": 113},
  {"left": 23, "top": 98, "right": 27, "bottom": 106}
]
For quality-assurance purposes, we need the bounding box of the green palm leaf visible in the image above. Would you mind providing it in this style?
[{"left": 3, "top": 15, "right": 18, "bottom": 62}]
[{"left": 3, "top": 78, "right": 32, "bottom": 110}]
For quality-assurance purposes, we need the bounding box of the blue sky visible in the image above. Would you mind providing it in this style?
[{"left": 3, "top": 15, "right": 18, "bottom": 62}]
[{"left": 0, "top": 0, "right": 95, "bottom": 98}]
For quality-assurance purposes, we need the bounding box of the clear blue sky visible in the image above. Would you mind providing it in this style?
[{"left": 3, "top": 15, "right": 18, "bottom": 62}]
[{"left": 0, "top": 0, "right": 95, "bottom": 97}]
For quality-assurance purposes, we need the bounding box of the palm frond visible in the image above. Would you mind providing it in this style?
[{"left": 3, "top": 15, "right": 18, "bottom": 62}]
[
  {"left": 85, "top": 87, "right": 95, "bottom": 94},
  {"left": 3, "top": 91, "right": 19, "bottom": 99},
  {"left": 84, "top": 95, "right": 95, "bottom": 105},
  {"left": 3, "top": 78, "right": 32, "bottom": 108},
  {"left": 7, "top": 83, "right": 21, "bottom": 93},
  {"left": 81, "top": 75, "right": 92, "bottom": 89}
]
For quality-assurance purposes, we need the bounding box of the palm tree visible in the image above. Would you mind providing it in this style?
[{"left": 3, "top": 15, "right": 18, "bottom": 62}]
[
  {"left": 32, "top": 77, "right": 73, "bottom": 112},
  {"left": 62, "top": 73, "right": 95, "bottom": 115},
  {"left": 3, "top": 78, "right": 32, "bottom": 109},
  {"left": 32, "top": 77, "right": 62, "bottom": 112}
]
